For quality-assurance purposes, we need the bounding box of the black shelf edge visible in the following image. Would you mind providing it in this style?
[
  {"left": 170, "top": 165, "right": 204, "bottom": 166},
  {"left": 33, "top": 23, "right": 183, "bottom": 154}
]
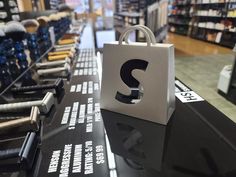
[
  {"left": 173, "top": 3, "right": 192, "bottom": 6},
  {"left": 193, "top": 15, "right": 224, "bottom": 18},
  {"left": 192, "top": 2, "right": 227, "bottom": 5},
  {"left": 194, "top": 26, "right": 224, "bottom": 31},
  {"left": 169, "top": 31, "right": 188, "bottom": 36},
  {"left": 193, "top": 15, "right": 236, "bottom": 19},
  {"left": 193, "top": 26, "right": 236, "bottom": 33},
  {"left": 191, "top": 35, "right": 234, "bottom": 48},
  {"left": 169, "top": 14, "right": 192, "bottom": 18},
  {"left": 231, "top": 82, "right": 236, "bottom": 88}
]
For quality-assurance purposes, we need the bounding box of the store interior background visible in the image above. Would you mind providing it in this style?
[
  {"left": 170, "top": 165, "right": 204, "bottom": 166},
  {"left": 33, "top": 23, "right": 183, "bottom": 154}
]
[{"left": 14, "top": 0, "right": 236, "bottom": 122}]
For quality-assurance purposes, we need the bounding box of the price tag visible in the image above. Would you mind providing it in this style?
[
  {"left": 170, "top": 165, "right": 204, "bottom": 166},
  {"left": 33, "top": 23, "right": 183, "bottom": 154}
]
[{"left": 175, "top": 91, "right": 204, "bottom": 103}]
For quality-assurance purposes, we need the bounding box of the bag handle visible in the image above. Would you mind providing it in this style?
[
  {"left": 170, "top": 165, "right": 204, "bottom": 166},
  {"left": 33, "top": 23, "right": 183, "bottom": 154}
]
[
  {"left": 119, "top": 25, "right": 152, "bottom": 46},
  {"left": 124, "top": 25, "right": 156, "bottom": 44}
]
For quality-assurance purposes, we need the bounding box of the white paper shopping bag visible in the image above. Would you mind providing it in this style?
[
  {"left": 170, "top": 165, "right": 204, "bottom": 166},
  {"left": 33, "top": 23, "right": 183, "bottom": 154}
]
[{"left": 101, "top": 25, "right": 175, "bottom": 125}]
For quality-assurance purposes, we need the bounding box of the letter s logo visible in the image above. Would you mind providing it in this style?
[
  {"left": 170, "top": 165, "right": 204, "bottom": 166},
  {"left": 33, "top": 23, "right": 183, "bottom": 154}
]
[{"left": 115, "top": 59, "right": 148, "bottom": 104}]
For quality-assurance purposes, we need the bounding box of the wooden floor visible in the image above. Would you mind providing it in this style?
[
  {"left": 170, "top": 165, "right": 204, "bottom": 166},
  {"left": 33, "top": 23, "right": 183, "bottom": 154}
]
[{"left": 165, "top": 33, "right": 232, "bottom": 57}]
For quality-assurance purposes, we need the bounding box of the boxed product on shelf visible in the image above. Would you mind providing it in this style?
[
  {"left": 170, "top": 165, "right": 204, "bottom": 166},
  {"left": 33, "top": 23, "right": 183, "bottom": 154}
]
[
  {"left": 215, "top": 31, "right": 222, "bottom": 43},
  {"left": 202, "top": 0, "right": 210, "bottom": 4},
  {"left": 215, "top": 22, "right": 225, "bottom": 30},
  {"left": 228, "top": 9, "right": 236, "bottom": 17},
  {"left": 206, "top": 22, "right": 215, "bottom": 29},
  {"left": 229, "top": 27, "right": 236, "bottom": 32}
]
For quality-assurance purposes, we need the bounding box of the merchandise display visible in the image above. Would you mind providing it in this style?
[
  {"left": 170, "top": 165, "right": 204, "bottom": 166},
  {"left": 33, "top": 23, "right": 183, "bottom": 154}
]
[
  {"left": 0, "top": 106, "right": 40, "bottom": 136},
  {"left": 169, "top": 0, "right": 236, "bottom": 48},
  {"left": 5, "top": 21, "right": 35, "bottom": 86},
  {"left": 0, "top": 9, "right": 84, "bottom": 175},
  {"left": 49, "top": 0, "right": 64, "bottom": 10},
  {"left": 114, "top": 0, "right": 168, "bottom": 42},
  {"left": 0, "top": 0, "right": 20, "bottom": 22},
  {"left": 0, "top": 92, "right": 54, "bottom": 114},
  {"left": 35, "top": 58, "right": 71, "bottom": 67},
  {"left": 37, "top": 16, "right": 52, "bottom": 54},
  {"left": 147, "top": 0, "right": 169, "bottom": 41},
  {"left": 169, "top": 0, "right": 192, "bottom": 35},
  {"left": 48, "top": 12, "right": 71, "bottom": 41},
  {"left": 0, "top": 1, "right": 235, "bottom": 177},
  {"left": 0, "top": 27, "right": 13, "bottom": 90},
  {"left": 4, "top": 30, "right": 19, "bottom": 81},
  {"left": 0, "top": 10, "right": 75, "bottom": 93},
  {"left": 0, "top": 132, "right": 40, "bottom": 172},
  {"left": 11, "top": 78, "right": 64, "bottom": 96},
  {"left": 37, "top": 63, "right": 71, "bottom": 77},
  {"left": 0, "top": 21, "right": 234, "bottom": 177},
  {"left": 22, "top": 19, "right": 41, "bottom": 61}
]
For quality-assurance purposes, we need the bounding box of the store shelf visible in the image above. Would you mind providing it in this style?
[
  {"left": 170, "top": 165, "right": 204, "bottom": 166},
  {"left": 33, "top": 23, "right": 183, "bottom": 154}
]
[
  {"left": 191, "top": 35, "right": 235, "bottom": 48},
  {"left": 227, "top": 16, "right": 236, "bottom": 18},
  {"left": 194, "top": 27, "right": 236, "bottom": 33},
  {"left": 169, "top": 14, "right": 192, "bottom": 17},
  {"left": 114, "top": 12, "right": 142, "bottom": 18},
  {"left": 169, "top": 30, "right": 188, "bottom": 36},
  {"left": 173, "top": 3, "right": 192, "bottom": 6},
  {"left": 114, "top": 0, "right": 168, "bottom": 42},
  {"left": 0, "top": 0, "right": 20, "bottom": 22},
  {"left": 169, "top": 0, "right": 193, "bottom": 36},
  {"left": 195, "top": 26, "right": 224, "bottom": 31},
  {"left": 0, "top": 44, "right": 54, "bottom": 95},
  {"left": 168, "top": 0, "right": 236, "bottom": 48},
  {"left": 193, "top": 15, "right": 223, "bottom": 17},
  {"left": 169, "top": 22, "right": 190, "bottom": 25},
  {"left": 192, "top": 2, "right": 226, "bottom": 5},
  {"left": 224, "top": 30, "right": 236, "bottom": 33}
]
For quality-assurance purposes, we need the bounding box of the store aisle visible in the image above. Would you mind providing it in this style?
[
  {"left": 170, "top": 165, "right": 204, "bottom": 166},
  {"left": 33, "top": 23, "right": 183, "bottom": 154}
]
[
  {"left": 166, "top": 33, "right": 236, "bottom": 122},
  {"left": 166, "top": 33, "right": 232, "bottom": 57}
]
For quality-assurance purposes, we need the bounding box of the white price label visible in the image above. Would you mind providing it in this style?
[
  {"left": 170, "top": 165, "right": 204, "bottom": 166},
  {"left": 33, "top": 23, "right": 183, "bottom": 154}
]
[{"left": 175, "top": 91, "right": 204, "bottom": 103}]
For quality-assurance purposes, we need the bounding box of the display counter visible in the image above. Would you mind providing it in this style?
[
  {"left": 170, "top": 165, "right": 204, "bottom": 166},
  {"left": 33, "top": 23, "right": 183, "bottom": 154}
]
[{"left": 0, "top": 24, "right": 235, "bottom": 177}]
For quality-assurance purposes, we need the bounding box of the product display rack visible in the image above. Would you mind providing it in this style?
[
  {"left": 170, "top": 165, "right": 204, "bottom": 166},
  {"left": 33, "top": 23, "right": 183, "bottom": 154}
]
[
  {"left": 168, "top": 0, "right": 193, "bottom": 36},
  {"left": 190, "top": 0, "right": 233, "bottom": 47},
  {"left": 49, "top": 0, "right": 64, "bottom": 10},
  {"left": 0, "top": 22, "right": 235, "bottom": 177},
  {"left": 114, "top": 0, "right": 168, "bottom": 42},
  {"left": 114, "top": 0, "right": 146, "bottom": 41},
  {"left": 169, "top": 0, "right": 236, "bottom": 48},
  {"left": 114, "top": 11, "right": 143, "bottom": 40},
  {"left": 115, "top": 0, "right": 147, "bottom": 12},
  {"left": 0, "top": 0, "right": 20, "bottom": 23},
  {"left": 0, "top": 12, "right": 73, "bottom": 94}
]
